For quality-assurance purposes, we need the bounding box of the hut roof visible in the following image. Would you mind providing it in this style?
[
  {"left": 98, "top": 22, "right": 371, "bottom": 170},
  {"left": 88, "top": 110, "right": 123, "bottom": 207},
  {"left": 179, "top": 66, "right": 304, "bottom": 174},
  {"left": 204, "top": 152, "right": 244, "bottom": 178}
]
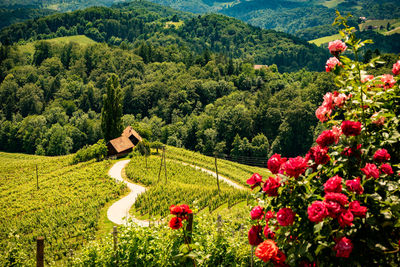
[
  {"left": 122, "top": 126, "right": 143, "bottom": 142},
  {"left": 108, "top": 136, "right": 134, "bottom": 153},
  {"left": 253, "top": 64, "right": 268, "bottom": 70}
]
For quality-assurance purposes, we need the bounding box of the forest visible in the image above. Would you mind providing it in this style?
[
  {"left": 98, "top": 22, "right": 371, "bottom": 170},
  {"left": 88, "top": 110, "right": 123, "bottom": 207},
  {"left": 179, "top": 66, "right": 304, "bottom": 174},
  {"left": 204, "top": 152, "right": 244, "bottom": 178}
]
[{"left": 0, "top": 1, "right": 397, "bottom": 161}]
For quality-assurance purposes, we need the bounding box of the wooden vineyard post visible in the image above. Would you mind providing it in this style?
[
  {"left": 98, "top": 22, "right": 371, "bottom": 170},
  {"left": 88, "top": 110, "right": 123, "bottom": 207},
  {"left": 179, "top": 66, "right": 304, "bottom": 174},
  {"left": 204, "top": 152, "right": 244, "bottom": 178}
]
[
  {"left": 217, "top": 214, "right": 222, "bottom": 236},
  {"left": 113, "top": 226, "right": 118, "bottom": 251},
  {"left": 185, "top": 213, "right": 193, "bottom": 244},
  {"left": 163, "top": 146, "right": 167, "bottom": 183},
  {"left": 157, "top": 152, "right": 163, "bottom": 182},
  {"left": 250, "top": 245, "right": 254, "bottom": 267},
  {"left": 113, "top": 226, "right": 119, "bottom": 265},
  {"left": 214, "top": 155, "right": 220, "bottom": 194},
  {"left": 36, "top": 164, "right": 38, "bottom": 189},
  {"left": 36, "top": 236, "right": 44, "bottom": 267}
]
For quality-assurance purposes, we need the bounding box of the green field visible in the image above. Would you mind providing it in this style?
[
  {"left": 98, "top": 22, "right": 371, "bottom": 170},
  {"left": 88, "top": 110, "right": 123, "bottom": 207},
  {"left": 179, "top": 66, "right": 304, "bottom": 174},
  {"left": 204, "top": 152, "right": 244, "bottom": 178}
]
[
  {"left": 126, "top": 154, "right": 250, "bottom": 218},
  {"left": 18, "top": 35, "right": 97, "bottom": 54},
  {"left": 165, "top": 20, "right": 184, "bottom": 29},
  {"left": 0, "top": 152, "right": 124, "bottom": 266},
  {"left": 321, "top": 0, "right": 345, "bottom": 8},
  {"left": 309, "top": 33, "right": 341, "bottom": 46},
  {"left": 165, "top": 145, "right": 271, "bottom": 186}
]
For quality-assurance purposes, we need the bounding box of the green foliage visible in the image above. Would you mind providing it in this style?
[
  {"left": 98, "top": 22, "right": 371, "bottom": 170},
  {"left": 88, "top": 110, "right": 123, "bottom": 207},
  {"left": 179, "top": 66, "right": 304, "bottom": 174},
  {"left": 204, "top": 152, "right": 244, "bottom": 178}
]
[
  {"left": 72, "top": 139, "right": 107, "bottom": 164},
  {"left": 247, "top": 13, "right": 400, "bottom": 265},
  {"left": 101, "top": 74, "right": 123, "bottom": 141},
  {"left": 125, "top": 155, "right": 249, "bottom": 217},
  {"left": 0, "top": 152, "right": 125, "bottom": 266},
  {"left": 73, "top": 213, "right": 250, "bottom": 266}
]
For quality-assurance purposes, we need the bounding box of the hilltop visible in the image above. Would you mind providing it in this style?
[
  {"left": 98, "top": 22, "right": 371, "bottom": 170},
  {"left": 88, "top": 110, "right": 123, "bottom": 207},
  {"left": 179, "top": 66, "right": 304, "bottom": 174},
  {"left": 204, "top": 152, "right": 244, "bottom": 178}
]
[{"left": 0, "top": 1, "right": 328, "bottom": 72}]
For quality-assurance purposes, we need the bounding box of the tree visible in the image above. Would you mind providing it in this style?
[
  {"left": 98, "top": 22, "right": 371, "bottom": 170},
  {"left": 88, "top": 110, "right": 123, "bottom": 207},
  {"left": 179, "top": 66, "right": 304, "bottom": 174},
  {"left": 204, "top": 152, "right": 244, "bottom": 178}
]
[
  {"left": 33, "top": 41, "right": 51, "bottom": 66},
  {"left": 135, "top": 139, "right": 151, "bottom": 168},
  {"left": 101, "top": 74, "right": 123, "bottom": 141}
]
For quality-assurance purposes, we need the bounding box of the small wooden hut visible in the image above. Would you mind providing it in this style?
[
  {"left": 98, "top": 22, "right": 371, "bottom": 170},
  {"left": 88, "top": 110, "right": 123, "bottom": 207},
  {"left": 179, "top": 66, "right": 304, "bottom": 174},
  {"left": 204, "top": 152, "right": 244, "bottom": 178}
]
[{"left": 107, "top": 126, "right": 142, "bottom": 157}]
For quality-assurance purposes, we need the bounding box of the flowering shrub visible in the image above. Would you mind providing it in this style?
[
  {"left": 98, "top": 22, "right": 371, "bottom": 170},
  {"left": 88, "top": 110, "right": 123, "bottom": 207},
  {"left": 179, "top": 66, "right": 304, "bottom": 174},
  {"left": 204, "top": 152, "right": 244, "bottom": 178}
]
[{"left": 247, "top": 13, "right": 400, "bottom": 266}]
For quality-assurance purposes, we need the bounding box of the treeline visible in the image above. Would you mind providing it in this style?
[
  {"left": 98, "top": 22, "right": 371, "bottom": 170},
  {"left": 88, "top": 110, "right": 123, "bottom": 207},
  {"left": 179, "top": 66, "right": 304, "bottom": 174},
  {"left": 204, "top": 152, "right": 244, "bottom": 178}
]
[
  {"left": 0, "top": 1, "right": 329, "bottom": 72},
  {"left": 0, "top": 8, "right": 55, "bottom": 30}
]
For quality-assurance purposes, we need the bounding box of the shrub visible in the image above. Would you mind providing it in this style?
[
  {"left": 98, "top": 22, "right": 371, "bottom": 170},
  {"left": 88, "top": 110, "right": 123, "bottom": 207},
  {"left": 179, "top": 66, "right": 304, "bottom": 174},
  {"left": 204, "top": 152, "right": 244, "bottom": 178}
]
[
  {"left": 247, "top": 13, "right": 400, "bottom": 266},
  {"left": 72, "top": 139, "right": 107, "bottom": 164}
]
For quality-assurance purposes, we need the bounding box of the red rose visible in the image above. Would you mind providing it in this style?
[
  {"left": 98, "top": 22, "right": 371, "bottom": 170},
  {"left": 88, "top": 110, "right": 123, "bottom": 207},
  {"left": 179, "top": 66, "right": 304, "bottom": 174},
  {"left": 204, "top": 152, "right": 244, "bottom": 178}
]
[
  {"left": 324, "top": 193, "right": 348, "bottom": 218},
  {"left": 341, "top": 121, "right": 362, "bottom": 136},
  {"left": 373, "top": 149, "right": 390, "bottom": 163},
  {"left": 333, "top": 237, "right": 353, "bottom": 258},
  {"left": 316, "top": 130, "right": 336, "bottom": 147},
  {"left": 263, "top": 176, "right": 281, "bottom": 197},
  {"left": 169, "top": 217, "right": 182, "bottom": 229},
  {"left": 342, "top": 144, "right": 362, "bottom": 157},
  {"left": 308, "top": 146, "right": 330, "bottom": 165},
  {"left": 308, "top": 201, "right": 328, "bottom": 223},
  {"left": 263, "top": 224, "right": 275, "bottom": 239},
  {"left": 345, "top": 177, "right": 364, "bottom": 194},
  {"left": 268, "top": 154, "right": 287, "bottom": 174},
  {"left": 272, "top": 249, "right": 287, "bottom": 266},
  {"left": 338, "top": 210, "right": 354, "bottom": 228},
  {"left": 284, "top": 156, "right": 308, "bottom": 178},
  {"left": 393, "top": 60, "right": 400, "bottom": 76},
  {"left": 380, "top": 163, "right": 394, "bottom": 175},
  {"left": 324, "top": 175, "right": 342, "bottom": 193},
  {"left": 255, "top": 239, "right": 279, "bottom": 263},
  {"left": 247, "top": 173, "right": 263, "bottom": 189},
  {"left": 381, "top": 74, "right": 396, "bottom": 89},
  {"left": 276, "top": 208, "right": 295, "bottom": 226},
  {"left": 361, "top": 163, "right": 380, "bottom": 179},
  {"left": 180, "top": 204, "right": 192, "bottom": 215},
  {"left": 248, "top": 225, "right": 263, "bottom": 246},
  {"left": 265, "top": 210, "right": 275, "bottom": 220},
  {"left": 170, "top": 205, "right": 183, "bottom": 215},
  {"left": 349, "top": 201, "right": 367, "bottom": 217},
  {"left": 250, "top": 206, "right": 264, "bottom": 220}
]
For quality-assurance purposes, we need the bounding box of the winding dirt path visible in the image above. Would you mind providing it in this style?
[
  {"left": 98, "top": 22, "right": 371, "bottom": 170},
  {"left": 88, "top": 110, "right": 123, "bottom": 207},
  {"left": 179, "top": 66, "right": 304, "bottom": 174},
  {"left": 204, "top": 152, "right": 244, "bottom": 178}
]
[{"left": 106, "top": 160, "right": 149, "bottom": 226}]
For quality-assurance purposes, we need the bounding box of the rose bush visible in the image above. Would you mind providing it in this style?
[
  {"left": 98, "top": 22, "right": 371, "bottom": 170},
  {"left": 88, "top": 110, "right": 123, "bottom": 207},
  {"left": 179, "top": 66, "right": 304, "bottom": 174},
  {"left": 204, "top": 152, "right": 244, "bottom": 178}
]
[{"left": 247, "top": 13, "right": 400, "bottom": 266}]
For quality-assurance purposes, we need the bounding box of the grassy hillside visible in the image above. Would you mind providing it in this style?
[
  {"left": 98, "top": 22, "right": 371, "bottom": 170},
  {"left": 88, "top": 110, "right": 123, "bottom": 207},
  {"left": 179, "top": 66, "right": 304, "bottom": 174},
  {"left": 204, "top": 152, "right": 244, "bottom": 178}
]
[
  {"left": 18, "top": 35, "right": 97, "bottom": 54},
  {"left": 309, "top": 33, "right": 341, "bottom": 46},
  {"left": 0, "top": 152, "right": 125, "bottom": 266},
  {"left": 126, "top": 154, "right": 249, "bottom": 218}
]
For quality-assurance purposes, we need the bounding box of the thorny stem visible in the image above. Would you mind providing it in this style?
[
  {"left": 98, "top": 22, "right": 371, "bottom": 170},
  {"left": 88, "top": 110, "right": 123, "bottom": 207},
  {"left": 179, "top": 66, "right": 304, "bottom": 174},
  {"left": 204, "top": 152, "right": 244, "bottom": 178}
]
[
  {"left": 354, "top": 50, "right": 366, "bottom": 126},
  {"left": 183, "top": 228, "right": 197, "bottom": 267}
]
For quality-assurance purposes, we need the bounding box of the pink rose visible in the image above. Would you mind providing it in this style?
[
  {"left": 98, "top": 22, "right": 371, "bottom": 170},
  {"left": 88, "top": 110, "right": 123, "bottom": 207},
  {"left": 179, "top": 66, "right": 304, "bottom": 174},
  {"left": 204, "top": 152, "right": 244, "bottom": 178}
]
[
  {"left": 381, "top": 74, "right": 396, "bottom": 89},
  {"left": 349, "top": 201, "right": 367, "bottom": 217},
  {"left": 322, "top": 92, "right": 335, "bottom": 109},
  {"left": 380, "top": 163, "right": 394, "bottom": 175},
  {"left": 331, "top": 126, "right": 342, "bottom": 143},
  {"left": 308, "top": 201, "right": 328, "bottom": 223},
  {"left": 361, "top": 163, "right": 380, "bottom": 179},
  {"left": 361, "top": 74, "right": 374, "bottom": 83},
  {"left": 316, "top": 130, "right": 335, "bottom": 147},
  {"left": 324, "top": 175, "right": 342, "bottom": 193},
  {"left": 284, "top": 156, "right": 308, "bottom": 178},
  {"left": 373, "top": 148, "right": 390, "bottom": 163},
  {"left": 251, "top": 206, "right": 264, "bottom": 220},
  {"left": 315, "top": 105, "right": 332, "bottom": 122},
  {"left": 263, "top": 176, "right": 281, "bottom": 197},
  {"left": 338, "top": 210, "right": 354, "bottom": 228},
  {"left": 247, "top": 173, "right": 263, "bottom": 189},
  {"left": 333, "top": 92, "right": 348, "bottom": 108},
  {"left": 276, "top": 208, "right": 295, "bottom": 226},
  {"left": 328, "top": 40, "right": 347, "bottom": 56},
  {"left": 392, "top": 60, "right": 400, "bottom": 76},
  {"left": 341, "top": 121, "right": 362, "bottom": 136},
  {"left": 267, "top": 154, "right": 287, "bottom": 174},
  {"left": 345, "top": 177, "right": 364, "bottom": 194},
  {"left": 333, "top": 237, "right": 353, "bottom": 258}
]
